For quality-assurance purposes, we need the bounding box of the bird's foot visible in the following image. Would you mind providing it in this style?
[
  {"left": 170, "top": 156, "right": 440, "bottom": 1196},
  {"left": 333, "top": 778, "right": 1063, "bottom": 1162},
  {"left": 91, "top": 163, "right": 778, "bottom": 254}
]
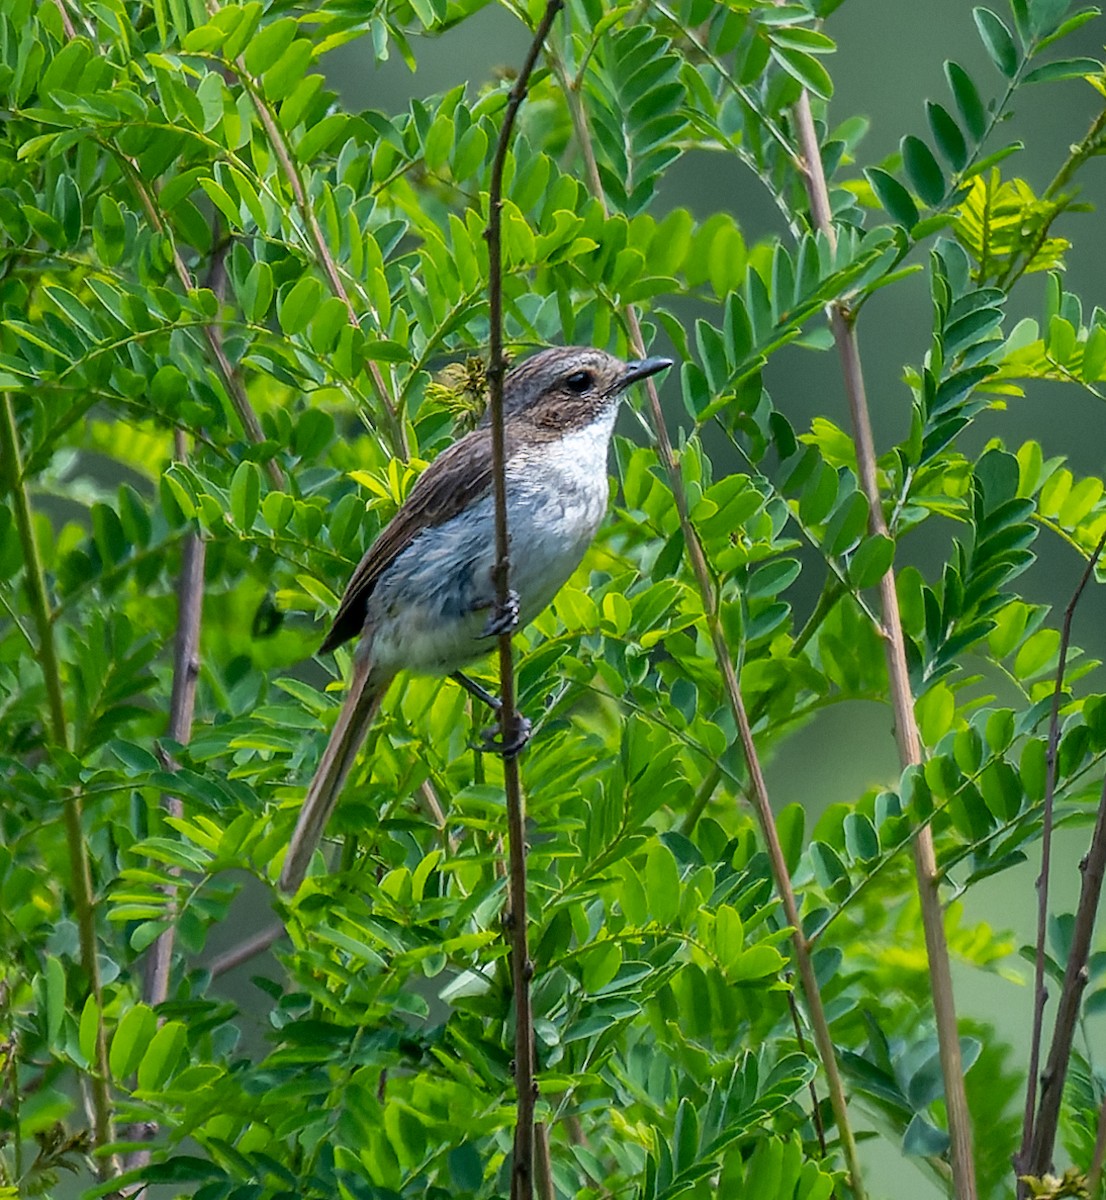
[
  {"left": 478, "top": 713, "right": 532, "bottom": 759},
  {"left": 479, "top": 589, "right": 520, "bottom": 639},
  {"left": 452, "top": 671, "right": 502, "bottom": 712}
]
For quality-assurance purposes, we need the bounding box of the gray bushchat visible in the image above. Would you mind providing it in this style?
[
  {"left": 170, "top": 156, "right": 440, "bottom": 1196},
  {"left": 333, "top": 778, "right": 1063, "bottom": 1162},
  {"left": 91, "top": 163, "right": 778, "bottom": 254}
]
[{"left": 280, "top": 345, "right": 673, "bottom": 892}]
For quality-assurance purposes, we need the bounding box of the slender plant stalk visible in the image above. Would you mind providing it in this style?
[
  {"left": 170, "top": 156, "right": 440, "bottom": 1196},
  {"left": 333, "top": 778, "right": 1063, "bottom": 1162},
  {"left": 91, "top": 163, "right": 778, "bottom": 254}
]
[
  {"left": 1026, "top": 770, "right": 1106, "bottom": 1178},
  {"left": 1018, "top": 528, "right": 1106, "bottom": 1189},
  {"left": 112, "top": 162, "right": 285, "bottom": 491},
  {"left": 219, "top": 25, "right": 407, "bottom": 457},
  {"left": 554, "top": 43, "right": 866, "bottom": 1200},
  {"left": 0, "top": 394, "right": 115, "bottom": 1170},
  {"left": 1087, "top": 1098, "right": 1106, "bottom": 1198},
  {"left": 49, "top": 0, "right": 75, "bottom": 36},
  {"left": 997, "top": 104, "right": 1106, "bottom": 291},
  {"left": 790, "top": 91, "right": 977, "bottom": 1200},
  {"left": 143, "top": 445, "right": 206, "bottom": 1002},
  {"left": 209, "top": 0, "right": 405, "bottom": 457},
  {"left": 142, "top": 247, "right": 231, "bottom": 1022},
  {"left": 1023, "top": 530, "right": 1106, "bottom": 1182},
  {"left": 485, "top": 5, "right": 563, "bottom": 1197},
  {"left": 122, "top": 433, "right": 208, "bottom": 1182},
  {"left": 209, "top": 923, "right": 286, "bottom": 979}
]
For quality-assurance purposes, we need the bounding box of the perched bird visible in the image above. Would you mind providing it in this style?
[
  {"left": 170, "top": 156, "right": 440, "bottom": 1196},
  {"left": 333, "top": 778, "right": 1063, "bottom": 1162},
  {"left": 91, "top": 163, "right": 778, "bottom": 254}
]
[{"left": 280, "top": 345, "right": 673, "bottom": 892}]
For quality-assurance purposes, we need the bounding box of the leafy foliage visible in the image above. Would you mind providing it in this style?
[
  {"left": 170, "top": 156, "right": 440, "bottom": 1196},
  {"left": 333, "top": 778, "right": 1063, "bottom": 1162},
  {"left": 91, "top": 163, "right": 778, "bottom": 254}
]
[{"left": 3, "top": 0, "right": 1106, "bottom": 1198}]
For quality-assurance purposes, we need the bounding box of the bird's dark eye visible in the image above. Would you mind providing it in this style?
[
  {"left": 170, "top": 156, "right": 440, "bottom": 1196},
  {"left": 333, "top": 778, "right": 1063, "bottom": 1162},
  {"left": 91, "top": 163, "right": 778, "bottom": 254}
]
[{"left": 565, "top": 370, "right": 593, "bottom": 394}]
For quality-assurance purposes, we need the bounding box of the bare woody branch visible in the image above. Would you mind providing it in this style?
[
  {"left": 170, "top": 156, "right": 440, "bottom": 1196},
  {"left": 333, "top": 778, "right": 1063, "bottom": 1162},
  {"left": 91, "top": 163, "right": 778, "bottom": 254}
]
[
  {"left": 550, "top": 41, "right": 867, "bottom": 1200},
  {"left": 789, "top": 90, "right": 978, "bottom": 1200},
  {"left": 1016, "top": 532, "right": 1106, "bottom": 1184},
  {"left": 1018, "top": 528, "right": 1106, "bottom": 1188},
  {"left": 484, "top": 4, "right": 563, "bottom": 1198}
]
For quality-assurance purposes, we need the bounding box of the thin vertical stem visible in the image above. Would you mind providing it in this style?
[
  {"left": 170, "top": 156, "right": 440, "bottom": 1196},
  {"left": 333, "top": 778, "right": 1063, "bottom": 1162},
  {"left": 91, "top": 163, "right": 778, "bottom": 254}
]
[
  {"left": 790, "top": 91, "right": 977, "bottom": 1199},
  {"left": 1018, "top": 528, "right": 1106, "bottom": 1188},
  {"left": 1027, "top": 770, "right": 1106, "bottom": 1178},
  {"left": 1087, "top": 1098, "right": 1106, "bottom": 1198},
  {"left": 144, "top": 431, "right": 206, "bottom": 1009},
  {"left": 485, "top": 5, "right": 563, "bottom": 1197},
  {"left": 554, "top": 48, "right": 865, "bottom": 1196},
  {"left": 0, "top": 395, "right": 114, "bottom": 1170}
]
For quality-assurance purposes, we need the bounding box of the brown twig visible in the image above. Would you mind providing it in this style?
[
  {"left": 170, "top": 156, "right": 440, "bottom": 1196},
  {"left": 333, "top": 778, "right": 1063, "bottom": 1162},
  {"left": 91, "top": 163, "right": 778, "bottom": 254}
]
[
  {"left": 0, "top": 395, "right": 115, "bottom": 1172},
  {"left": 554, "top": 48, "right": 865, "bottom": 1198},
  {"left": 113, "top": 161, "right": 285, "bottom": 491},
  {"left": 790, "top": 89, "right": 977, "bottom": 1200},
  {"left": 1026, "top": 771, "right": 1106, "bottom": 1178},
  {"left": 201, "top": 0, "right": 403, "bottom": 457},
  {"left": 485, "top": 6, "right": 563, "bottom": 1197},
  {"left": 633, "top": 337, "right": 867, "bottom": 1198},
  {"left": 229, "top": 70, "right": 407, "bottom": 458},
  {"left": 209, "top": 922, "right": 286, "bottom": 979},
  {"left": 1018, "top": 528, "right": 1106, "bottom": 1190},
  {"left": 124, "top": 252, "right": 222, "bottom": 1183},
  {"left": 140, "top": 246, "right": 230, "bottom": 1016},
  {"left": 49, "top": 0, "right": 76, "bottom": 37},
  {"left": 143, "top": 434, "right": 206, "bottom": 1009},
  {"left": 1026, "top": 744, "right": 1106, "bottom": 1177}
]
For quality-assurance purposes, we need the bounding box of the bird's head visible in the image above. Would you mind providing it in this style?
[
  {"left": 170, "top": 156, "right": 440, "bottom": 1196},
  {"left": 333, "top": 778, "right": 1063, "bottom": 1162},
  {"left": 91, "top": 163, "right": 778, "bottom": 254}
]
[{"left": 498, "top": 346, "right": 673, "bottom": 433}]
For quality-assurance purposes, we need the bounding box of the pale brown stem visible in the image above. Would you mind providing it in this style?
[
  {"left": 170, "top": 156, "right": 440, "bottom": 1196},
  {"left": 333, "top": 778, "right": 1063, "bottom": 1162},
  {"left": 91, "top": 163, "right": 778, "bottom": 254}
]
[
  {"left": 246, "top": 91, "right": 407, "bottom": 458},
  {"left": 143, "top": 439, "right": 205, "bottom": 1009},
  {"left": 193, "top": 0, "right": 404, "bottom": 455},
  {"left": 791, "top": 90, "right": 976, "bottom": 1199},
  {"left": 485, "top": 6, "right": 563, "bottom": 1198},
  {"left": 554, "top": 39, "right": 865, "bottom": 1197},
  {"left": 49, "top": 0, "right": 76, "bottom": 36}
]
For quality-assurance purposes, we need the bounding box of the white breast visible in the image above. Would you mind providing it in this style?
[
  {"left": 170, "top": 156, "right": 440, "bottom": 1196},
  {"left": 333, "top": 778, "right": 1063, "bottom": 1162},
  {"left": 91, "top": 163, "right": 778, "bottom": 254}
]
[{"left": 367, "top": 409, "right": 616, "bottom": 676}]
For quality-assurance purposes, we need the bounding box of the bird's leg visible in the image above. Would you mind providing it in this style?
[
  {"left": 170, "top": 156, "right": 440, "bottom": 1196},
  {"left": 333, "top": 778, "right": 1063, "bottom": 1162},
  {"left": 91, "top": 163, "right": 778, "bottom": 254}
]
[
  {"left": 478, "top": 588, "right": 520, "bottom": 639},
  {"left": 451, "top": 671, "right": 502, "bottom": 712},
  {"left": 451, "top": 671, "right": 532, "bottom": 758}
]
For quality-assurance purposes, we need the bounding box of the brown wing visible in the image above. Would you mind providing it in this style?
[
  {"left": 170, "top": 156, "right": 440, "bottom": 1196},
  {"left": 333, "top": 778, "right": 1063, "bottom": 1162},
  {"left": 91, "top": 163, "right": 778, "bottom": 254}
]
[{"left": 318, "top": 426, "right": 500, "bottom": 653}]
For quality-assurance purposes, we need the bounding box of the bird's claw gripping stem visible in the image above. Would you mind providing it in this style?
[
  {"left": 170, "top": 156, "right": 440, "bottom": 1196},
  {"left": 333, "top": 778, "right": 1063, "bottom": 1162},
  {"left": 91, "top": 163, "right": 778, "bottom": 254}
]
[
  {"left": 478, "top": 713, "right": 532, "bottom": 759},
  {"left": 479, "top": 589, "right": 520, "bottom": 639}
]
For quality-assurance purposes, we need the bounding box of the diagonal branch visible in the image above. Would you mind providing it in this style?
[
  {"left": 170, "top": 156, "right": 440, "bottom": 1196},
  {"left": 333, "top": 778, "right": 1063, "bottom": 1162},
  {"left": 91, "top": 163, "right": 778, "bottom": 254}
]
[
  {"left": 194, "top": 0, "right": 405, "bottom": 456},
  {"left": 225, "top": 69, "right": 407, "bottom": 458},
  {"left": 789, "top": 90, "right": 977, "bottom": 1199},
  {"left": 112, "top": 157, "right": 285, "bottom": 491},
  {"left": 485, "top": 5, "right": 563, "bottom": 1198},
  {"left": 551, "top": 42, "right": 866, "bottom": 1200}
]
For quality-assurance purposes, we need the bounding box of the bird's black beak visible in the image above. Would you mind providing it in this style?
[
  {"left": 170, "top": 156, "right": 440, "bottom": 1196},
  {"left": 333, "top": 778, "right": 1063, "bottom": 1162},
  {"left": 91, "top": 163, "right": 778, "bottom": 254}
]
[{"left": 619, "top": 356, "right": 674, "bottom": 390}]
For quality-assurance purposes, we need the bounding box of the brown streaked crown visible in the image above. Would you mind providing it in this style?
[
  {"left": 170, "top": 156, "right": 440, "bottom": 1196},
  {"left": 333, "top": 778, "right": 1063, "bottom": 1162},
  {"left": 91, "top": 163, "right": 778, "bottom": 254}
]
[{"left": 496, "top": 346, "right": 670, "bottom": 434}]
